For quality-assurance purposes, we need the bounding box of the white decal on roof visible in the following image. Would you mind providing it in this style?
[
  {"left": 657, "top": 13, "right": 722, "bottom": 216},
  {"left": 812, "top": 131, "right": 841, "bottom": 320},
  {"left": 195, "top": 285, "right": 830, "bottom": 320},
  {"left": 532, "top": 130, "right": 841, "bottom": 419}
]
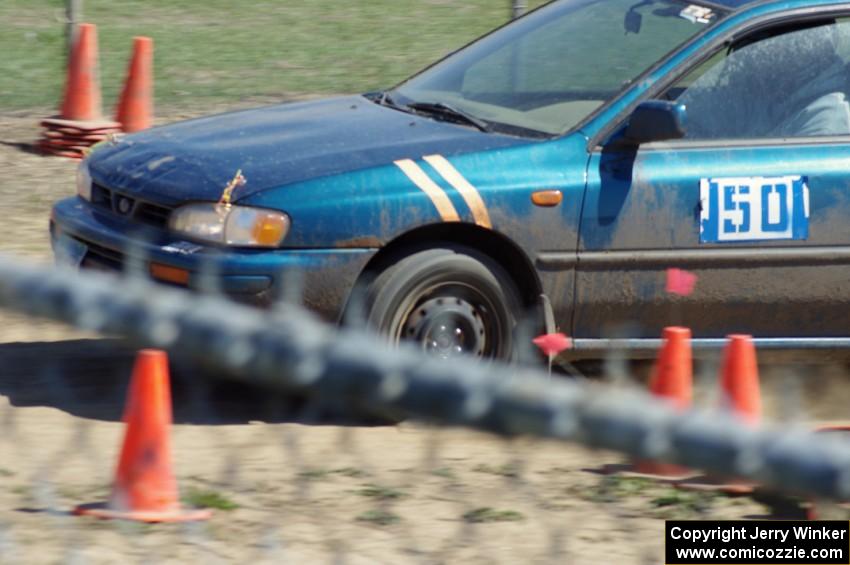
[{"left": 680, "top": 5, "right": 714, "bottom": 24}]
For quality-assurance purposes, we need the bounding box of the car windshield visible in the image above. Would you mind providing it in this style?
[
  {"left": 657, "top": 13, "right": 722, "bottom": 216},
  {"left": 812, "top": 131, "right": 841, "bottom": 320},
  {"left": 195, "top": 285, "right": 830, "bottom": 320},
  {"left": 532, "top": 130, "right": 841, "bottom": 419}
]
[{"left": 390, "top": 0, "right": 721, "bottom": 137}]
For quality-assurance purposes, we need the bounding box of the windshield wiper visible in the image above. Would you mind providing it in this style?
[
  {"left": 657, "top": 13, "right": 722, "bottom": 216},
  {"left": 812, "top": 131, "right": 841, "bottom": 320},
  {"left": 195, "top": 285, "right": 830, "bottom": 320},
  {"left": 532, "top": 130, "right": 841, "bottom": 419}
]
[
  {"left": 372, "top": 93, "right": 508, "bottom": 135},
  {"left": 374, "top": 90, "right": 405, "bottom": 110},
  {"left": 405, "top": 101, "right": 492, "bottom": 133}
]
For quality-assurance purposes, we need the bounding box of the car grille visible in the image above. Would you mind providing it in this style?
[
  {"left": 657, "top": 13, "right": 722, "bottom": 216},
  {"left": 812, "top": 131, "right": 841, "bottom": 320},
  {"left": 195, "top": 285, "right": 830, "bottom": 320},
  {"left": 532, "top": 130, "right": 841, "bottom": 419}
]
[
  {"left": 75, "top": 237, "right": 125, "bottom": 271},
  {"left": 91, "top": 183, "right": 172, "bottom": 229}
]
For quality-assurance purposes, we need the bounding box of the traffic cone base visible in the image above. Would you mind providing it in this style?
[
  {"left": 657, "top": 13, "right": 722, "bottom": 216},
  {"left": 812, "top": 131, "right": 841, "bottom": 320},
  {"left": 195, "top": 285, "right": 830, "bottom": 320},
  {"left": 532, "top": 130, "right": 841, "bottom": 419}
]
[
  {"left": 627, "top": 461, "right": 697, "bottom": 481},
  {"left": 619, "top": 327, "right": 694, "bottom": 480},
  {"left": 674, "top": 476, "right": 757, "bottom": 495},
  {"left": 74, "top": 503, "right": 212, "bottom": 523},
  {"left": 43, "top": 130, "right": 109, "bottom": 142},
  {"left": 40, "top": 116, "right": 120, "bottom": 159},
  {"left": 807, "top": 500, "right": 850, "bottom": 520},
  {"left": 41, "top": 117, "right": 121, "bottom": 131},
  {"left": 37, "top": 142, "right": 87, "bottom": 160},
  {"left": 39, "top": 137, "right": 94, "bottom": 148},
  {"left": 73, "top": 350, "right": 211, "bottom": 523},
  {"left": 666, "top": 334, "right": 765, "bottom": 493}
]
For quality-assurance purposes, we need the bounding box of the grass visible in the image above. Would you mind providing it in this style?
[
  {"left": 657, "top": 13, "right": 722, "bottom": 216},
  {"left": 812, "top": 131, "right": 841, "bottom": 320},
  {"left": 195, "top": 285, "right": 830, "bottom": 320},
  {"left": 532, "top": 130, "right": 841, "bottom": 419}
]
[
  {"left": 570, "top": 475, "right": 720, "bottom": 519},
  {"left": 462, "top": 507, "right": 525, "bottom": 523},
  {"left": 0, "top": 0, "right": 549, "bottom": 112},
  {"left": 473, "top": 463, "right": 521, "bottom": 478},
  {"left": 298, "top": 468, "right": 332, "bottom": 481},
  {"left": 298, "top": 467, "right": 370, "bottom": 481},
  {"left": 183, "top": 487, "right": 239, "bottom": 511},
  {"left": 650, "top": 490, "right": 716, "bottom": 519},
  {"left": 582, "top": 476, "right": 653, "bottom": 503},
  {"left": 357, "top": 484, "right": 405, "bottom": 500},
  {"left": 334, "top": 467, "right": 368, "bottom": 478},
  {"left": 431, "top": 467, "right": 455, "bottom": 479},
  {"left": 356, "top": 509, "right": 400, "bottom": 526}
]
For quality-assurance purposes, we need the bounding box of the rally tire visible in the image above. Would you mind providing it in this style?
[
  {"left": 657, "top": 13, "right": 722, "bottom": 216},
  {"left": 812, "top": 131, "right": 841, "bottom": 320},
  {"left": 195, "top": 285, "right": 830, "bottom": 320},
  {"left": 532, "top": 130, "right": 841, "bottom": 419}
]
[{"left": 364, "top": 245, "right": 523, "bottom": 361}]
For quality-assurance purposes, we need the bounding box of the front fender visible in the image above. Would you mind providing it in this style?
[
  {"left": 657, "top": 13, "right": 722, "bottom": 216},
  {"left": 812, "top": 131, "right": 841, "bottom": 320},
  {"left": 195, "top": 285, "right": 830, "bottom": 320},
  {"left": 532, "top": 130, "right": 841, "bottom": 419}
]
[{"left": 240, "top": 161, "right": 481, "bottom": 248}]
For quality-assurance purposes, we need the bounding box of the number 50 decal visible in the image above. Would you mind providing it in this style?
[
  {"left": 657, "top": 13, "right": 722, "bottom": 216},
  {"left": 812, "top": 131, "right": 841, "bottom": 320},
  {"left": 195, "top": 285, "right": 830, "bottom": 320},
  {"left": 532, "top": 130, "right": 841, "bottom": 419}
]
[{"left": 699, "top": 176, "right": 810, "bottom": 243}]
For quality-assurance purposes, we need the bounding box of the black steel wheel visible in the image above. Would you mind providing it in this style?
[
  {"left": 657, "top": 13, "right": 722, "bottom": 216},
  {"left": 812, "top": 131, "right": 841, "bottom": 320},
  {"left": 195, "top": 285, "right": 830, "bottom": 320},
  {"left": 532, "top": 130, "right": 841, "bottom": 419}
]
[{"left": 364, "top": 246, "right": 523, "bottom": 361}]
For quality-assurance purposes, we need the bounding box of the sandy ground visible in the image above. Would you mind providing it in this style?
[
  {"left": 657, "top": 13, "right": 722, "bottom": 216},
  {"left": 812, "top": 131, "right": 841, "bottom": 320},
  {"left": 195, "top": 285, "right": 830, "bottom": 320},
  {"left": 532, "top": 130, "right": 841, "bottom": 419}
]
[
  {"left": 0, "top": 112, "right": 847, "bottom": 564},
  {"left": 0, "top": 340, "right": 770, "bottom": 565}
]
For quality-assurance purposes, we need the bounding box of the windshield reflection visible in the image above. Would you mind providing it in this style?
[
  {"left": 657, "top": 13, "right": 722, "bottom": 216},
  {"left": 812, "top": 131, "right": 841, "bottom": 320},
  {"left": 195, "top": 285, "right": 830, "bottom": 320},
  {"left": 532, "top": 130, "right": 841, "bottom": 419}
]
[{"left": 390, "top": 0, "right": 720, "bottom": 137}]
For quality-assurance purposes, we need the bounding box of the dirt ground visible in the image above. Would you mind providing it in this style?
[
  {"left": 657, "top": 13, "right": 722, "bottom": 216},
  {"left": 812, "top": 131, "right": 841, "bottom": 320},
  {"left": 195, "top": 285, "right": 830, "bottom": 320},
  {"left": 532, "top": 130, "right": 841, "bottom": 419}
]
[{"left": 0, "top": 112, "right": 848, "bottom": 564}]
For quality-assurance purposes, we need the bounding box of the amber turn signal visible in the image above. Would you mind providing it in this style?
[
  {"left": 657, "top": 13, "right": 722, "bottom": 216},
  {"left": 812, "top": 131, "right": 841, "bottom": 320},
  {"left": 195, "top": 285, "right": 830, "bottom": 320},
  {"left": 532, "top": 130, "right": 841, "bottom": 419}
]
[
  {"left": 150, "top": 263, "right": 190, "bottom": 286},
  {"left": 251, "top": 213, "right": 289, "bottom": 247},
  {"left": 531, "top": 190, "right": 563, "bottom": 207}
]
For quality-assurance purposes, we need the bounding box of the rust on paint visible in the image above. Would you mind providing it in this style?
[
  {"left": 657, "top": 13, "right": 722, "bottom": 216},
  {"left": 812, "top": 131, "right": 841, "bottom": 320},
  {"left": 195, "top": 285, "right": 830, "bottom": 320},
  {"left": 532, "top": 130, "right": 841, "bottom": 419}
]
[{"left": 334, "top": 235, "right": 383, "bottom": 249}]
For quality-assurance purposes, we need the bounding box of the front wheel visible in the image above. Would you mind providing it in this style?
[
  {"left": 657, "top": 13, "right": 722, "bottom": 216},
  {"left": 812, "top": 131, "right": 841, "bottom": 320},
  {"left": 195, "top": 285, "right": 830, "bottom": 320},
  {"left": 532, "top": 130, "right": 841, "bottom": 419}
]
[{"left": 363, "top": 246, "right": 524, "bottom": 361}]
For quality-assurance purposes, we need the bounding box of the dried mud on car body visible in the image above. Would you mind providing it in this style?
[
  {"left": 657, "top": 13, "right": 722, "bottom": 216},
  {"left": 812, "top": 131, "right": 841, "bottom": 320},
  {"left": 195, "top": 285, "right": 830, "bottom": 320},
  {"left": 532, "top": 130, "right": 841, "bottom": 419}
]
[{"left": 0, "top": 112, "right": 848, "bottom": 563}]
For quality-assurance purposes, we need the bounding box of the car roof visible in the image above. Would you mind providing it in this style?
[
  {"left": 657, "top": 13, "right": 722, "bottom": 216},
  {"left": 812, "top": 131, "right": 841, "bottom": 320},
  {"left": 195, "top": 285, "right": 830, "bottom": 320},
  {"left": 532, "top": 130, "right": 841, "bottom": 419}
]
[
  {"left": 708, "top": 0, "right": 835, "bottom": 10},
  {"left": 709, "top": 0, "right": 758, "bottom": 7}
]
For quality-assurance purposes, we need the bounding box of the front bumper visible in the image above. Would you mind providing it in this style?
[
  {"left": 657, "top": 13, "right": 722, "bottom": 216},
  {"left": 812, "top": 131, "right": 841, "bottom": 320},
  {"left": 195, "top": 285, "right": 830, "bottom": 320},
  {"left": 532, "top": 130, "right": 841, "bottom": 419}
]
[{"left": 50, "top": 197, "right": 378, "bottom": 321}]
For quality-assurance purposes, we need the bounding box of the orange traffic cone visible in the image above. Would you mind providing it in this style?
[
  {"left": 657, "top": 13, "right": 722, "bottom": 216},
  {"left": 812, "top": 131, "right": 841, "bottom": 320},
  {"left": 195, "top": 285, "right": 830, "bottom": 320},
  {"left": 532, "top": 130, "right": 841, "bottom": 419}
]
[
  {"left": 60, "top": 23, "right": 102, "bottom": 121},
  {"left": 675, "top": 335, "right": 762, "bottom": 493},
  {"left": 74, "top": 350, "right": 211, "bottom": 522},
  {"left": 635, "top": 327, "right": 694, "bottom": 478},
  {"left": 720, "top": 334, "right": 761, "bottom": 424},
  {"left": 115, "top": 37, "right": 154, "bottom": 133},
  {"left": 648, "top": 326, "right": 693, "bottom": 409},
  {"left": 40, "top": 23, "right": 121, "bottom": 159}
]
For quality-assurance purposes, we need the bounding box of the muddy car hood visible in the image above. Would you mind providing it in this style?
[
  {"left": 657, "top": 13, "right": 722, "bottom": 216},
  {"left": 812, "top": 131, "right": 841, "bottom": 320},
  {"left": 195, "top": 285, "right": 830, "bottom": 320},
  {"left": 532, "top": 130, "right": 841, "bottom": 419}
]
[{"left": 86, "top": 95, "right": 528, "bottom": 206}]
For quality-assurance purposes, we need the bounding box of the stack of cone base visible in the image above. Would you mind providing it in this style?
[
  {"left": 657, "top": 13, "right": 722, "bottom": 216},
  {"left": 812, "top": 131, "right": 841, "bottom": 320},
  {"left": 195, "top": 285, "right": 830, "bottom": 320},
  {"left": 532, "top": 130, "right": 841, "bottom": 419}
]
[
  {"left": 625, "top": 327, "right": 698, "bottom": 481},
  {"left": 675, "top": 335, "right": 761, "bottom": 494},
  {"left": 39, "top": 118, "right": 121, "bottom": 160},
  {"left": 74, "top": 350, "right": 211, "bottom": 522}
]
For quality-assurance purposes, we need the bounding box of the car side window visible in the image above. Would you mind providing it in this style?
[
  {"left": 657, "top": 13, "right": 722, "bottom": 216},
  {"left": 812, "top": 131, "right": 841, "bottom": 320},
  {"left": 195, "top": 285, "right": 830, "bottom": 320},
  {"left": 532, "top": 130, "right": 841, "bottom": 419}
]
[{"left": 664, "top": 19, "right": 850, "bottom": 140}]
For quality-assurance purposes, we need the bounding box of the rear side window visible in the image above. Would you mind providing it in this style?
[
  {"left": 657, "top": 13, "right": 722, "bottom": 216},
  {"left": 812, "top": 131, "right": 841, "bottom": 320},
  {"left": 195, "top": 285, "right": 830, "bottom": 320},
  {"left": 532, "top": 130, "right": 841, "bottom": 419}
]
[{"left": 664, "top": 18, "right": 850, "bottom": 139}]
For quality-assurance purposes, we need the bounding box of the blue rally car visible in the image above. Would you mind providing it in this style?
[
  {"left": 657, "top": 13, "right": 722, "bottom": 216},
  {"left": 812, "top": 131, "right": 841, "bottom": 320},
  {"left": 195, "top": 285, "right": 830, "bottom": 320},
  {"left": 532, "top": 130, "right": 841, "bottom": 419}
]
[{"left": 51, "top": 0, "right": 850, "bottom": 361}]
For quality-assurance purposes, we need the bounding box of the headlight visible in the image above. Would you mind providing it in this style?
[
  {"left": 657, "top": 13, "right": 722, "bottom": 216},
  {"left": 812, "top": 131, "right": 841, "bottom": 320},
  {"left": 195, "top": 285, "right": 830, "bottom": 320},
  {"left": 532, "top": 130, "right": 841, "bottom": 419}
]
[
  {"left": 169, "top": 203, "right": 290, "bottom": 248},
  {"left": 76, "top": 161, "right": 92, "bottom": 201}
]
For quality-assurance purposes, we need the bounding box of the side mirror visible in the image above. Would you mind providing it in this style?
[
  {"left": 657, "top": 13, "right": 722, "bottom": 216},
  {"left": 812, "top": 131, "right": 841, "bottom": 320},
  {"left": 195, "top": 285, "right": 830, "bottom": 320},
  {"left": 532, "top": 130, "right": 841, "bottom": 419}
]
[
  {"left": 624, "top": 9, "right": 642, "bottom": 34},
  {"left": 622, "top": 100, "right": 687, "bottom": 145}
]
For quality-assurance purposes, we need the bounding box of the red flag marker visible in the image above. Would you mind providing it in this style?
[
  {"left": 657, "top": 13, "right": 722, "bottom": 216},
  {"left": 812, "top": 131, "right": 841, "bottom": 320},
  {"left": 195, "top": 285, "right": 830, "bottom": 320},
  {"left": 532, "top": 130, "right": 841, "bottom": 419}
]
[
  {"left": 666, "top": 268, "right": 698, "bottom": 296},
  {"left": 532, "top": 333, "right": 572, "bottom": 357}
]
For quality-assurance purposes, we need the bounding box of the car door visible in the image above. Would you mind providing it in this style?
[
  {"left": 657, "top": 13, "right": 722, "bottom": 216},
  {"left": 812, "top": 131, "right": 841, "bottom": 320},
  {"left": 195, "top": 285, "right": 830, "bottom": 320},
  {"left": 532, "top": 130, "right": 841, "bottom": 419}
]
[{"left": 575, "top": 16, "right": 850, "bottom": 341}]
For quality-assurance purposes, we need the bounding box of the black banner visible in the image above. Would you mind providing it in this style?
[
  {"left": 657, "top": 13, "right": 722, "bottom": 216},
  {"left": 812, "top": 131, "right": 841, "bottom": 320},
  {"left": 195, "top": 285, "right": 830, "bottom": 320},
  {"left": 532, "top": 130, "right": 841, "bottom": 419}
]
[{"left": 666, "top": 521, "right": 849, "bottom": 564}]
